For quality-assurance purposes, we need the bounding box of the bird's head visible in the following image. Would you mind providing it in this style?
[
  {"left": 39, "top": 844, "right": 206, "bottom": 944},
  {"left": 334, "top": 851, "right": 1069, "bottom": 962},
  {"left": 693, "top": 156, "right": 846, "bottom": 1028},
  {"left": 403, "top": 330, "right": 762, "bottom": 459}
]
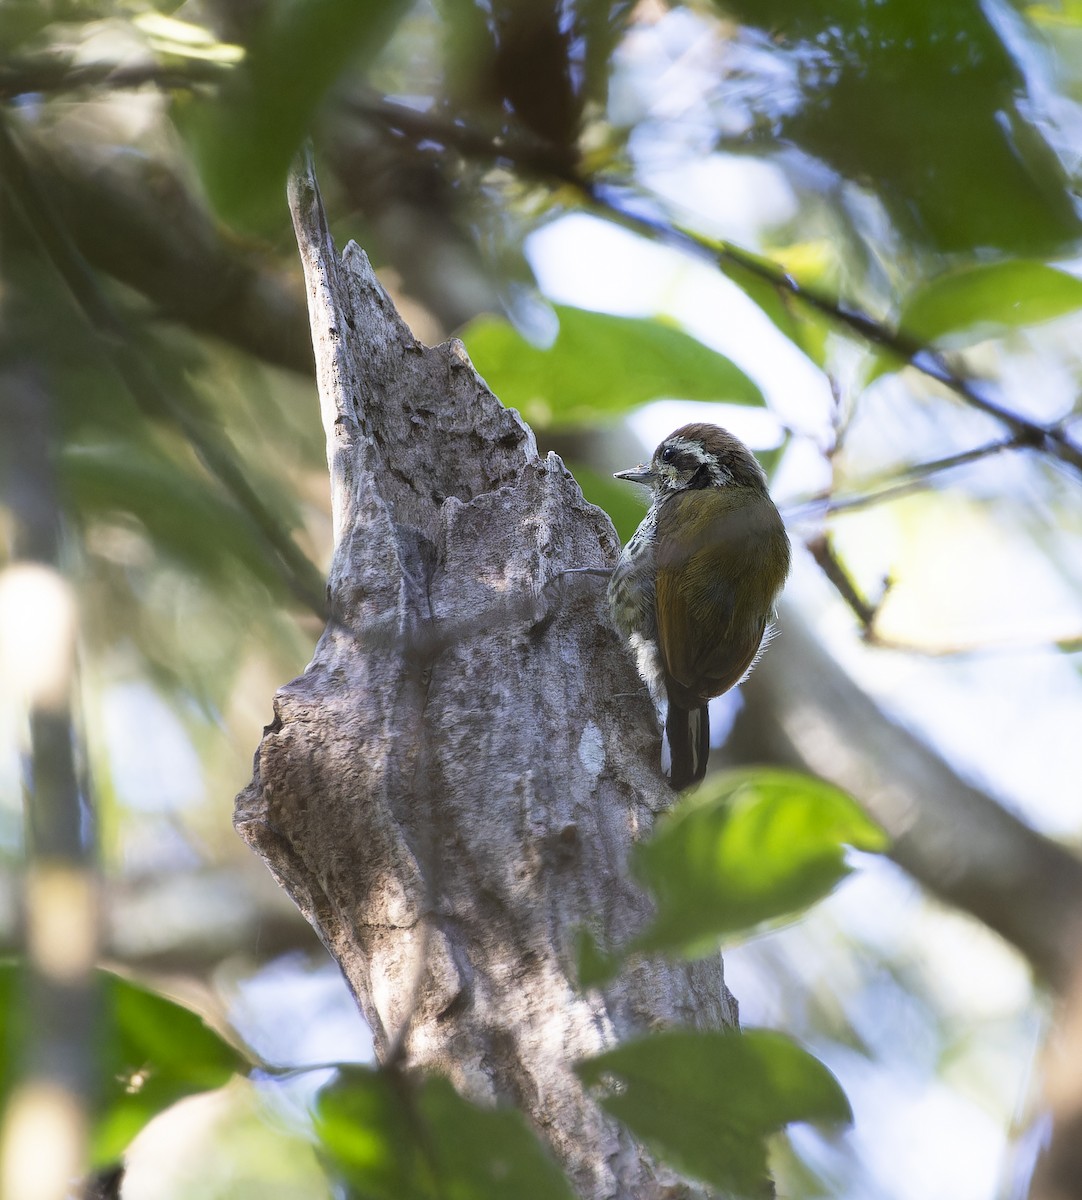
[{"left": 614, "top": 423, "right": 768, "bottom": 498}]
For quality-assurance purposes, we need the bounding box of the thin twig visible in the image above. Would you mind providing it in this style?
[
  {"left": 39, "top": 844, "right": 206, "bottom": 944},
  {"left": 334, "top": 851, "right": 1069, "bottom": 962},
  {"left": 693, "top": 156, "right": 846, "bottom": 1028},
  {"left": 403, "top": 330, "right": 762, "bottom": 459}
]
[
  {"left": 864, "top": 630, "right": 1082, "bottom": 658},
  {"left": 804, "top": 534, "right": 884, "bottom": 632},
  {"left": 342, "top": 91, "right": 583, "bottom": 186},
  {"left": 783, "top": 435, "right": 1021, "bottom": 521},
  {"left": 353, "top": 95, "right": 1082, "bottom": 480},
  {"left": 599, "top": 209, "right": 1082, "bottom": 475}
]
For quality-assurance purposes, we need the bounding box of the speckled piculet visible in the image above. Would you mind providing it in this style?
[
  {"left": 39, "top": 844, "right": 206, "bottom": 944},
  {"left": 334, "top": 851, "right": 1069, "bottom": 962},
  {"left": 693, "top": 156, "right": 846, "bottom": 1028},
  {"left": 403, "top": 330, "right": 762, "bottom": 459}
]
[{"left": 608, "top": 423, "right": 790, "bottom": 790}]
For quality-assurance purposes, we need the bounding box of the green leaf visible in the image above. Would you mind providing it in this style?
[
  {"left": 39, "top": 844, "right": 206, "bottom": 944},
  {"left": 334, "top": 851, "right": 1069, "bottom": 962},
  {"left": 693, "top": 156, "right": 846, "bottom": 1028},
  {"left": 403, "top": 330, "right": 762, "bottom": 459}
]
[
  {"left": 899, "top": 260, "right": 1082, "bottom": 342},
  {"left": 577, "top": 1027, "right": 851, "bottom": 1196},
  {"left": 0, "top": 962, "right": 249, "bottom": 1165},
  {"left": 180, "top": 0, "right": 409, "bottom": 229},
  {"left": 570, "top": 462, "right": 648, "bottom": 546},
  {"left": 417, "top": 1075, "right": 576, "bottom": 1200},
  {"left": 868, "top": 260, "right": 1082, "bottom": 381},
  {"left": 716, "top": 0, "right": 1082, "bottom": 256},
  {"left": 62, "top": 443, "right": 290, "bottom": 593},
  {"left": 315, "top": 1069, "right": 429, "bottom": 1199},
  {"left": 462, "top": 305, "right": 763, "bottom": 429},
  {"left": 632, "top": 769, "right": 887, "bottom": 958},
  {"left": 316, "top": 1067, "right": 576, "bottom": 1200},
  {"left": 1028, "top": 0, "right": 1082, "bottom": 27}
]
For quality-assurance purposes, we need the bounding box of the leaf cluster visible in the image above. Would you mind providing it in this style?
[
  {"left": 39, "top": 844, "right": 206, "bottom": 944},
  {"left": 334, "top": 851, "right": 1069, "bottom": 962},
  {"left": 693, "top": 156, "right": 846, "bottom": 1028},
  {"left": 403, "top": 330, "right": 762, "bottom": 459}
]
[{"left": 0, "top": 767, "right": 885, "bottom": 1197}]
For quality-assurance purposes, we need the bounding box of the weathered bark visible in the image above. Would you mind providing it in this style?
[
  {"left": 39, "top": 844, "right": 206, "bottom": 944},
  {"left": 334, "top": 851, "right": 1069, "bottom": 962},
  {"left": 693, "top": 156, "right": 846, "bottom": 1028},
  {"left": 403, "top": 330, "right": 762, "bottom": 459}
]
[{"left": 234, "top": 161, "right": 735, "bottom": 1199}]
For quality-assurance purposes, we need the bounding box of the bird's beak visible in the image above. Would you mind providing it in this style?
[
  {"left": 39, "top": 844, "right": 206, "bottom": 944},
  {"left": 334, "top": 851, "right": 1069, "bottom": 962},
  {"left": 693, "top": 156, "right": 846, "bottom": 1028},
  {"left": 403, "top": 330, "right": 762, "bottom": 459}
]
[{"left": 613, "top": 464, "right": 655, "bottom": 486}]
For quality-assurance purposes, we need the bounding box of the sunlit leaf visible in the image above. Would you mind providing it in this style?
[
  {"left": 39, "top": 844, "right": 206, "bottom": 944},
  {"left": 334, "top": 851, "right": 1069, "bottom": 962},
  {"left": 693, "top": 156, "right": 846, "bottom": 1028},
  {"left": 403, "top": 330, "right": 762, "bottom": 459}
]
[
  {"left": 462, "top": 305, "right": 763, "bottom": 429},
  {"left": 1028, "top": 0, "right": 1082, "bottom": 27},
  {"left": 900, "top": 260, "right": 1082, "bottom": 342},
  {"left": 316, "top": 1067, "right": 576, "bottom": 1199},
  {"left": 717, "top": 249, "right": 830, "bottom": 368},
  {"left": 133, "top": 13, "right": 245, "bottom": 62},
  {"left": 577, "top": 1028, "right": 851, "bottom": 1196},
  {"left": 0, "top": 963, "right": 249, "bottom": 1165},
  {"left": 631, "top": 769, "right": 887, "bottom": 958},
  {"left": 866, "top": 260, "right": 1082, "bottom": 380}
]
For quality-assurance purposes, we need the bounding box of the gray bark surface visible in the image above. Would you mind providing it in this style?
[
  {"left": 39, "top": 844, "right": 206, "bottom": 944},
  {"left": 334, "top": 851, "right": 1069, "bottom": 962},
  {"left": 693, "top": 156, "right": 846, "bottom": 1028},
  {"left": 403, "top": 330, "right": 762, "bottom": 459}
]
[{"left": 234, "top": 162, "right": 736, "bottom": 1199}]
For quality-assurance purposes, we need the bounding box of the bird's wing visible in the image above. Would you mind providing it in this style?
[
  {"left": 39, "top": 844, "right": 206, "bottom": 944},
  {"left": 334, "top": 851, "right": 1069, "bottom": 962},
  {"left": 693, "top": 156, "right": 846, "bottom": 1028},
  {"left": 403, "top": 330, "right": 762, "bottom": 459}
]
[{"left": 655, "top": 498, "right": 770, "bottom": 706}]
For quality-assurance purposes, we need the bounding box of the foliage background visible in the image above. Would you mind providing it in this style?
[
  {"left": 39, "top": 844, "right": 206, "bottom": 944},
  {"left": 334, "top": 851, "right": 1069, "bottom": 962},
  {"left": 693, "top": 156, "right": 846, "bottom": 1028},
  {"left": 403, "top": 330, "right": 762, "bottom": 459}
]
[{"left": 1, "top": 0, "right": 1082, "bottom": 1197}]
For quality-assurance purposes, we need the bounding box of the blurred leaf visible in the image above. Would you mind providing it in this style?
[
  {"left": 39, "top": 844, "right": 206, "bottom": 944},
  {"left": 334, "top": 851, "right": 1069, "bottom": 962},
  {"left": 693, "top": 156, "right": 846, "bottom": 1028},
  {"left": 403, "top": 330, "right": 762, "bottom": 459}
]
[
  {"left": 632, "top": 769, "right": 887, "bottom": 958},
  {"left": 316, "top": 1066, "right": 576, "bottom": 1199},
  {"left": 577, "top": 1028, "right": 851, "bottom": 1196},
  {"left": 570, "top": 461, "right": 648, "bottom": 545},
  {"left": 0, "top": 3, "right": 50, "bottom": 53},
  {"left": 415, "top": 1073, "right": 576, "bottom": 1200},
  {"left": 62, "top": 443, "right": 289, "bottom": 593},
  {"left": 867, "top": 260, "right": 1082, "bottom": 381},
  {"left": 132, "top": 13, "right": 245, "bottom": 62},
  {"left": 0, "top": 0, "right": 111, "bottom": 53},
  {"left": 899, "top": 260, "right": 1082, "bottom": 342},
  {"left": 93, "top": 972, "right": 249, "bottom": 1162},
  {"left": 181, "top": 0, "right": 409, "bottom": 229},
  {"left": 716, "top": 0, "right": 1082, "bottom": 256},
  {"left": 462, "top": 305, "right": 763, "bottom": 429},
  {"left": 1028, "top": 0, "right": 1082, "bottom": 27},
  {"left": 0, "top": 962, "right": 249, "bottom": 1165},
  {"left": 314, "top": 1069, "right": 424, "bottom": 1198}
]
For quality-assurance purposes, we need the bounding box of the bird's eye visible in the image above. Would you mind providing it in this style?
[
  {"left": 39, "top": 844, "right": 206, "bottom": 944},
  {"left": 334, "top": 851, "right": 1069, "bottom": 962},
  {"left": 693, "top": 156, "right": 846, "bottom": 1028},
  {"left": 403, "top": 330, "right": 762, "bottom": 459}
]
[{"left": 660, "top": 446, "right": 676, "bottom": 463}]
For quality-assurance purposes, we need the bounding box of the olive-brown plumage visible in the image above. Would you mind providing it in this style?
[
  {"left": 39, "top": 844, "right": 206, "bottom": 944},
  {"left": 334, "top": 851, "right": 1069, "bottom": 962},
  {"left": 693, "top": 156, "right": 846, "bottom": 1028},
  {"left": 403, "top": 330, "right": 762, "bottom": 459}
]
[{"left": 608, "top": 423, "right": 790, "bottom": 789}]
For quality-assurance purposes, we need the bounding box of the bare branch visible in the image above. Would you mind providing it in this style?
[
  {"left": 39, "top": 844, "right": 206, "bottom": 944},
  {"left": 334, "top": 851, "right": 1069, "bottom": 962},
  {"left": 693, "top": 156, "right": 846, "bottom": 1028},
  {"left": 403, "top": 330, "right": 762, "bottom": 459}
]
[
  {"left": 784, "top": 435, "right": 1021, "bottom": 522},
  {"left": 23, "top": 125, "right": 314, "bottom": 375},
  {"left": 0, "top": 57, "right": 228, "bottom": 99}
]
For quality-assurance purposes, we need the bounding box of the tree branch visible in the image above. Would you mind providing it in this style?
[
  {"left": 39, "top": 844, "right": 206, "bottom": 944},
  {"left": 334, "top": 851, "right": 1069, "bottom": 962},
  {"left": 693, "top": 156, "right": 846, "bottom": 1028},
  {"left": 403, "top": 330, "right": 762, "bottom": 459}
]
[
  {"left": 784, "top": 435, "right": 1023, "bottom": 522},
  {"left": 0, "top": 57, "right": 228, "bottom": 99},
  {"left": 353, "top": 95, "right": 1082, "bottom": 480},
  {"left": 24, "top": 125, "right": 314, "bottom": 376}
]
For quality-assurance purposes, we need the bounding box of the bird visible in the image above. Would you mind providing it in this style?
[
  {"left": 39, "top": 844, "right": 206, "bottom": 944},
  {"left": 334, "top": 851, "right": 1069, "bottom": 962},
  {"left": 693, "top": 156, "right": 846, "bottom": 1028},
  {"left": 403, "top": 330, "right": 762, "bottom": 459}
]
[{"left": 608, "top": 423, "right": 790, "bottom": 790}]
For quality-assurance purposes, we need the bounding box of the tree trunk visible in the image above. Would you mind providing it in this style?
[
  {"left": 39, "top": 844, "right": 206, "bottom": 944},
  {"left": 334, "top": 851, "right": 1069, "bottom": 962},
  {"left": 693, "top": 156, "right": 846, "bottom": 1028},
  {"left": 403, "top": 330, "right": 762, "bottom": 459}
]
[{"left": 234, "top": 160, "right": 736, "bottom": 1199}]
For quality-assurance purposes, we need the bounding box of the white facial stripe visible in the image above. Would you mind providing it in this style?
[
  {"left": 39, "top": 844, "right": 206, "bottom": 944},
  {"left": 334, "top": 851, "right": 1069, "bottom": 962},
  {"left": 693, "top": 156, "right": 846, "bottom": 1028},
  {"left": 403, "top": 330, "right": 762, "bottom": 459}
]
[
  {"left": 657, "top": 437, "right": 731, "bottom": 487},
  {"left": 663, "top": 437, "right": 712, "bottom": 464}
]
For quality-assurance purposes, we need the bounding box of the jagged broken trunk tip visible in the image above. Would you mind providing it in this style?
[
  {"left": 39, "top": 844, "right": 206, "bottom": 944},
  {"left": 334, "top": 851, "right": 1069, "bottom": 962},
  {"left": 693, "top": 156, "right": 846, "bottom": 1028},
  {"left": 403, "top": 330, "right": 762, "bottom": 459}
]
[{"left": 234, "top": 160, "right": 735, "bottom": 1199}]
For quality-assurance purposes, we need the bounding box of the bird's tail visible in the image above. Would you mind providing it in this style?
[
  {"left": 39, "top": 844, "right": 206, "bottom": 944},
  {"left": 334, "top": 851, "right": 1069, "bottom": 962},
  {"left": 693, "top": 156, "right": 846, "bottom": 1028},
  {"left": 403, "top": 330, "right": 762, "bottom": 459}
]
[{"left": 666, "top": 702, "right": 710, "bottom": 791}]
